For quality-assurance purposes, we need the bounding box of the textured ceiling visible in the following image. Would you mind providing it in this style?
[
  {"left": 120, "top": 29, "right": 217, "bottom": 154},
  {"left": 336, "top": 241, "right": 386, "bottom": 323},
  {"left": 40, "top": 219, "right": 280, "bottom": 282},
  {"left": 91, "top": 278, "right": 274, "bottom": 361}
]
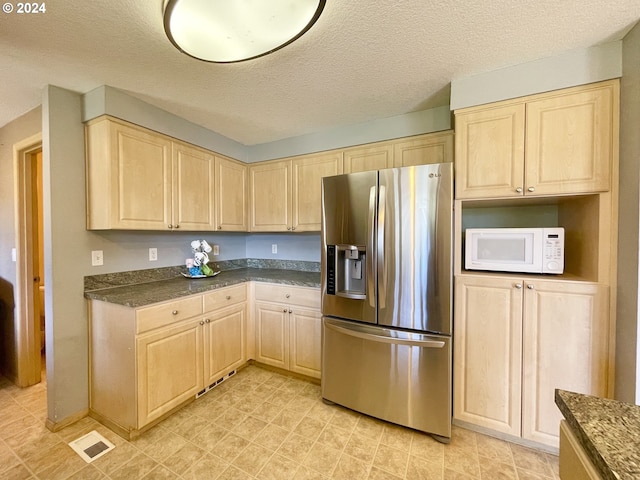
[{"left": 0, "top": 1, "right": 638, "bottom": 145}]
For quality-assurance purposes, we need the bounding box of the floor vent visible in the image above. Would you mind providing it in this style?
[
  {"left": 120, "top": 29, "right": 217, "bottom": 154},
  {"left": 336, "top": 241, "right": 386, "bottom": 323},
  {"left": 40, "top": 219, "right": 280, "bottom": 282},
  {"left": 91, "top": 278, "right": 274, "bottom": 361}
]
[
  {"left": 69, "top": 430, "right": 115, "bottom": 463},
  {"left": 196, "top": 369, "right": 236, "bottom": 398}
]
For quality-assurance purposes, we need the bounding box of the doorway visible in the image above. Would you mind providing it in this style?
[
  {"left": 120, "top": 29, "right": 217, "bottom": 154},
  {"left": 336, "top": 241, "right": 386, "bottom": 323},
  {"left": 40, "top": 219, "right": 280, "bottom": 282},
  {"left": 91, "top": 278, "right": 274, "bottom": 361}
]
[{"left": 14, "top": 133, "right": 44, "bottom": 387}]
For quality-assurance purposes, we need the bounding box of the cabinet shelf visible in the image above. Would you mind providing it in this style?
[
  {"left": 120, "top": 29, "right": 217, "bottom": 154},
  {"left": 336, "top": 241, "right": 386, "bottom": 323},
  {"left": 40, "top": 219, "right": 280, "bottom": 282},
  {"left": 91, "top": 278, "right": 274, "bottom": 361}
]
[{"left": 455, "top": 193, "right": 612, "bottom": 284}]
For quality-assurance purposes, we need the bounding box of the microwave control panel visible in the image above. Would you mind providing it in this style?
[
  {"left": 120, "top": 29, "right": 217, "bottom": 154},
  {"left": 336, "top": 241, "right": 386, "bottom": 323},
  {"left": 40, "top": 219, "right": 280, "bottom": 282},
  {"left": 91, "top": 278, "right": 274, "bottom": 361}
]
[{"left": 543, "top": 229, "right": 564, "bottom": 274}]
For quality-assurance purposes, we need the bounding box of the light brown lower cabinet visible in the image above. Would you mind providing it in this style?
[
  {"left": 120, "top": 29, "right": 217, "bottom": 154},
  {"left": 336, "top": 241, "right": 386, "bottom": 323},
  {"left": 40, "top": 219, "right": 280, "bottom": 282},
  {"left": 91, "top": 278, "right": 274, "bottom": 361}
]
[
  {"left": 136, "top": 317, "right": 205, "bottom": 428},
  {"left": 89, "top": 283, "right": 247, "bottom": 437},
  {"left": 89, "top": 281, "right": 320, "bottom": 438},
  {"left": 254, "top": 282, "right": 322, "bottom": 379},
  {"left": 453, "top": 275, "right": 609, "bottom": 448},
  {"left": 559, "top": 420, "right": 603, "bottom": 479}
]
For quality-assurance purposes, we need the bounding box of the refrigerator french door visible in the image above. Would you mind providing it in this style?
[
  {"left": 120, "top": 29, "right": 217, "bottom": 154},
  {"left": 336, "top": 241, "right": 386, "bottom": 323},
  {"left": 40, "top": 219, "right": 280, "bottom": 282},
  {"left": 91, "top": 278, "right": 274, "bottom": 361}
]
[{"left": 321, "top": 163, "right": 453, "bottom": 441}]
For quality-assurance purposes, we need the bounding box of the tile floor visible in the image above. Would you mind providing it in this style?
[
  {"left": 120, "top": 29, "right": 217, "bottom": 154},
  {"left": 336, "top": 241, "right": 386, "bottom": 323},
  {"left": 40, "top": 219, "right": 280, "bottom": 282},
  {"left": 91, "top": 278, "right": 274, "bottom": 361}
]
[{"left": 0, "top": 365, "right": 560, "bottom": 480}]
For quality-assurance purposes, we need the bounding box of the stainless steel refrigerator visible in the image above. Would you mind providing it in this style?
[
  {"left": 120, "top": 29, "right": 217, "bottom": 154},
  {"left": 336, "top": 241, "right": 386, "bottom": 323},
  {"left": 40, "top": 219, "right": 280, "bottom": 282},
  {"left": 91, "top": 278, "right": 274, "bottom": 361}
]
[{"left": 321, "top": 162, "right": 453, "bottom": 442}]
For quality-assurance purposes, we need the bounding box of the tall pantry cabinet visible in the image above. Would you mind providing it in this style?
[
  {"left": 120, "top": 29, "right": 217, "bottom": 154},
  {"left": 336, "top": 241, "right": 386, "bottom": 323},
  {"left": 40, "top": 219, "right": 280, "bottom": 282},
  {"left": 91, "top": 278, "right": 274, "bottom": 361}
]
[{"left": 452, "top": 79, "right": 619, "bottom": 449}]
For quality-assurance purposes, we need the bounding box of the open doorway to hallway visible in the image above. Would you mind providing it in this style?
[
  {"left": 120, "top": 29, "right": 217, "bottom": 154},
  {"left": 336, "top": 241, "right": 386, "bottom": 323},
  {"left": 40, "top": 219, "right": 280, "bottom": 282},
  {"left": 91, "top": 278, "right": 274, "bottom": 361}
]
[{"left": 13, "top": 134, "right": 45, "bottom": 388}]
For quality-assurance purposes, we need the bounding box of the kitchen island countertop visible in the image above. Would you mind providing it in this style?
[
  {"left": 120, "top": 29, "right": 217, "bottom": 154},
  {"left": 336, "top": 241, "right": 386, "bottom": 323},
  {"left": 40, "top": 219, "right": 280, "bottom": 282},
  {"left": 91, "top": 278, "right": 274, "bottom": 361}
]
[
  {"left": 555, "top": 389, "right": 640, "bottom": 480},
  {"left": 85, "top": 267, "right": 321, "bottom": 308}
]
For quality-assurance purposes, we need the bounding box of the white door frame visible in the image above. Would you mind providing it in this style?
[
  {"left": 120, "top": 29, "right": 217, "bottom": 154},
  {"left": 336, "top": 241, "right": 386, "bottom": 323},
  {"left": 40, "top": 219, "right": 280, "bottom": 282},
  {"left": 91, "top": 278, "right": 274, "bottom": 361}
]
[{"left": 13, "top": 132, "right": 43, "bottom": 387}]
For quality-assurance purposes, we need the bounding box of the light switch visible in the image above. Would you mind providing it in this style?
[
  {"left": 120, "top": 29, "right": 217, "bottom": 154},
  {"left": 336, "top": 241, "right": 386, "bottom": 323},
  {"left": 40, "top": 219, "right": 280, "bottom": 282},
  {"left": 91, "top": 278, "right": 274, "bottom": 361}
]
[{"left": 91, "top": 250, "right": 103, "bottom": 266}]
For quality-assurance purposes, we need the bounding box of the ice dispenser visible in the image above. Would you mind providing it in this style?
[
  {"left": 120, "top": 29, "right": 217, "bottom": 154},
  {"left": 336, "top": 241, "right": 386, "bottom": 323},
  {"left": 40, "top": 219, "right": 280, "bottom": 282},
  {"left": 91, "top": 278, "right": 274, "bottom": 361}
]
[{"left": 326, "top": 245, "right": 367, "bottom": 299}]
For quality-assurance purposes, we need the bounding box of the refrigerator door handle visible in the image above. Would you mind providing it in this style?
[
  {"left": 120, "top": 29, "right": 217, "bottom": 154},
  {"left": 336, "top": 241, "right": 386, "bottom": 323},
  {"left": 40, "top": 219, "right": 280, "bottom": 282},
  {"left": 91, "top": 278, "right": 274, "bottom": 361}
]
[
  {"left": 324, "top": 320, "right": 445, "bottom": 348},
  {"left": 377, "top": 184, "right": 386, "bottom": 308},
  {"left": 367, "top": 186, "right": 376, "bottom": 308}
]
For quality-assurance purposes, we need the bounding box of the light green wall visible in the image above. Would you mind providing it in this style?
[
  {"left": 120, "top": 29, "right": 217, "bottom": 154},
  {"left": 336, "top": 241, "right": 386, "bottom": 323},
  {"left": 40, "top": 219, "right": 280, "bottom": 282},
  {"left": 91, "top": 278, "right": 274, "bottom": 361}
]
[
  {"left": 42, "top": 86, "right": 91, "bottom": 421},
  {"left": 616, "top": 22, "right": 640, "bottom": 404},
  {"left": 451, "top": 42, "right": 622, "bottom": 110},
  {"left": 82, "top": 86, "right": 452, "bottom": 163},
  {"left": 83, "top": 86, "right": 248, "bottom": 162}
]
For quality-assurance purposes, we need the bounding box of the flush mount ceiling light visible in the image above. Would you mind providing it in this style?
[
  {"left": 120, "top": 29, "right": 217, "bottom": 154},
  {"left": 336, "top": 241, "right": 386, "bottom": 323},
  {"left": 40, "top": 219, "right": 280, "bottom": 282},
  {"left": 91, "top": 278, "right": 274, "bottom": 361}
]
[{"left": 163, "top": 0, "right": 326, "bottom": 63}]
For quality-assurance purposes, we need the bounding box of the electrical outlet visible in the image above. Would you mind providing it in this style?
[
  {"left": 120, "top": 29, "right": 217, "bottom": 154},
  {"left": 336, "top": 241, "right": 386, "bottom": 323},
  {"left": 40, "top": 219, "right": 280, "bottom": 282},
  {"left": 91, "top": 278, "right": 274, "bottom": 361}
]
[
  {"left": 212, "top": 245, "right": 219, "bottom": 255},
  {"left": 91, "top": 250, "right": 103, "bottom": 266},
  {"left": 149, "top": 248, "right": 158, "bottom": 261},
  {"left": 11, "top": 248, "right": 16, "bottom": 262},
  {"left": 272, "top": 244, "right": 277, "bottom": 254}
]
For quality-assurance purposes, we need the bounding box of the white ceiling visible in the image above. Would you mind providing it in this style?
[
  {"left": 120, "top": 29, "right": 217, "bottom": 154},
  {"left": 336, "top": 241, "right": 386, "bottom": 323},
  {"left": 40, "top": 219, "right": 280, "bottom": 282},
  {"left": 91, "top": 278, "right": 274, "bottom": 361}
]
[{"left": 1, "top": 1, "right": 638, "bottom": 145}]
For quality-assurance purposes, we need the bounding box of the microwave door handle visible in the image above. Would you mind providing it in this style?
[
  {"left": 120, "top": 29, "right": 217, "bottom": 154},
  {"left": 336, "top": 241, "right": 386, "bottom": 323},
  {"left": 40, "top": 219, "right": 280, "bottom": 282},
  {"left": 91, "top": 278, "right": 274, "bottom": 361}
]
[{"left": 367, "top": 186, "right": 376, "bottom": 308}]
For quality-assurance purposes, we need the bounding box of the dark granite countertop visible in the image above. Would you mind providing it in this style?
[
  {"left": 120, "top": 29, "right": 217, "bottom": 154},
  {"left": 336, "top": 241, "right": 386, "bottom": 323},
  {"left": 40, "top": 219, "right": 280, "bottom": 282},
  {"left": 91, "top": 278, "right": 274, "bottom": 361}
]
[
  {"left": 555, "top": 389, "right": 640, "bottom": 480},
  {"left": 85, "top": 267, "right": 321, "bottom": 308}
]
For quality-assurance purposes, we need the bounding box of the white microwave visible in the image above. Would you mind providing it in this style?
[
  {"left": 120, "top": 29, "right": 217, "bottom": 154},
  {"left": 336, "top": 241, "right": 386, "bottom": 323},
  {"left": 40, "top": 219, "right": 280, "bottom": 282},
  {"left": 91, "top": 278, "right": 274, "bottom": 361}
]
[{"left": 465, "top": 227, "right": 564, "bottom": 274}]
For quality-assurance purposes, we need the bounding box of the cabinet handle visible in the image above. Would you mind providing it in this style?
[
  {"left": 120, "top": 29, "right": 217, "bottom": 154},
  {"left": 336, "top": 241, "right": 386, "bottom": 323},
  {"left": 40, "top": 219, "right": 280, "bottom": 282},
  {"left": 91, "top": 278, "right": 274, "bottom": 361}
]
[
  {"left": 205, "top": 318, "right": 211, "bottom": 323},
  {"left": 199, "top": 320, "right": 205, "bottom": 325},
  {"left": 174, "top": 224, "right": 180, "bottom": 229},
  {"left": 292, "top": 226, "right": 296, "bottom": 231},
  {"left": 226, "top": 295, "right": 231, "bottom": 300},
  {"left": 527, "top": 284, "right": 535, "bottom": 289},
  {"left": 172, "top": 310, "right": 178, "bottom": 315},
  {"left": 289, "top": 309, "right": 292, "bottom": 314},
  {"left": 168, "top": 224, "right": 173, "bottom": 229},
  {"left": 515, "top": 187, "right": 523, "bottom": 193},
  {"left": 285, "top": 294, "right": 290, "bottom": 298},
  {"left": 218, "top": 226, "right": 222, "bottom": 230},
  {"left": 283, "top": 308, "right": 288, "bottom": 312},
  {"left": 515, "top": 283, "right": 523, "bottom": 289},
  {"left": 527, "top": 187, "right": 535, "bottom": 192},
  {"left": 287, "top": 227, "right": 291, "bottom": 230}
]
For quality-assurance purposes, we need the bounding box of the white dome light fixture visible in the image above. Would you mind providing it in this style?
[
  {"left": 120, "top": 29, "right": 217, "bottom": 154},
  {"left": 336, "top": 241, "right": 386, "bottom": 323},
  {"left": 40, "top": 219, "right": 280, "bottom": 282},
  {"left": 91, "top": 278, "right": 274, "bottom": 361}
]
[{"left": 163, "top": 0, "right": 326, "bottom": 63}]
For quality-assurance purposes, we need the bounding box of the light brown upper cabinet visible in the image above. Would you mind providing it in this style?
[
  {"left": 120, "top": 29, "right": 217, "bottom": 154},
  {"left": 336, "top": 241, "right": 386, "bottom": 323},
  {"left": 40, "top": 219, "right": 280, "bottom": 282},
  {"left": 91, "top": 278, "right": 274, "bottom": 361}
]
[
  {"left": 454, "top": 80, "right": 619, "bottom": 200},
  {"left": 172, "top": 141, "right": 216, "bottom": 231},
  {"left": 393, "top": 130, "right": 454, "bottom": 167},
  {"left": 248, "top": 160, "right": 291, "bottom": 232},
  {"left": 215, "top": 155, "right": 248, "bottom": 231},
  {"left": 86, "top": 116, "right": 248, "bottom": 231},
  {"left": 249, "top": 151, "right": 342, "bottom": 232},
  {"left": 343, "top": 143, "right": 394, "bottom": 173},
  {"left": 343, "top": 131, "right": 454, "bottom": 174},
  {"left": 86, "top": 116, "right": 173, "bottom": 230}
]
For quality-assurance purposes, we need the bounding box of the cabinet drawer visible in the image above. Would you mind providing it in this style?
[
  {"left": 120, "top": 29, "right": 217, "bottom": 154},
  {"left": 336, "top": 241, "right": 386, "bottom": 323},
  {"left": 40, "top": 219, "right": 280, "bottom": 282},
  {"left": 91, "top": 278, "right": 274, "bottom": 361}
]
[
  {"left": 254, "top": 283, "right": 320, "bottom": 309},
  {"left": 136, "top": 296, "right": 203, "bottom": 334},
  {"left": 203, "top": 284, "right": 247, "bottom": 312}
]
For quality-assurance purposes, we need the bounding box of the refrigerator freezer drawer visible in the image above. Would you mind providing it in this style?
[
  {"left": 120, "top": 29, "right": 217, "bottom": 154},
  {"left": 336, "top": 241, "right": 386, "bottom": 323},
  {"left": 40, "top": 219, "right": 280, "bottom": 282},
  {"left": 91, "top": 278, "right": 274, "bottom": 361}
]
[{"left": 321, "top": 318, "right": 451, "bottom": 439}]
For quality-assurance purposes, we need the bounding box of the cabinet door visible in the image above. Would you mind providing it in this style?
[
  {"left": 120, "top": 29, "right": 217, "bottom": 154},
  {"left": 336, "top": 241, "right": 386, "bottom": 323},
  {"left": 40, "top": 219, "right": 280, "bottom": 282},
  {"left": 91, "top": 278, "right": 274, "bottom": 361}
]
[
  {"left": 172, "top": 142, "right": 216, "bottom": 231},
  {"left": 215, "top": 156, "right": 248, "bottom": 231},
  {"left": 110, "top": 121, "right": 173, "bottom": 229},
  {"left": 292, "top": 152, "right": 342, "bottom": 232},
  {"left": 289, "top": 307, "right": 322, "bottom": 379},
  {"left": 136, "top": 319, "right": 204, "bottom": 428},
  {"left": 343, "top": 143, "right": 394, "bottom": 173},
  {"left": 204, "top": 304, "right": 247, "bottom": 385},
  {"left": 455, "top": 103, "right": 525, "bottom": 199},
  {"left": 249, "top": 160, "right": 290, "bottom": 232},
  {"left": 525, "top": 82, "right": 616, "bottom": 195},
  {"left": 393, "top": 131, "right": 454, "bottom": 167},
  {"left": 522, "top": 281, "right": 609, "bottom": 447},
  {"left": 453, "top": 275, "right": 523, "bottom": 436},
  {"left": 255, "top": 302, "right": 289, "bottom": 369}
]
